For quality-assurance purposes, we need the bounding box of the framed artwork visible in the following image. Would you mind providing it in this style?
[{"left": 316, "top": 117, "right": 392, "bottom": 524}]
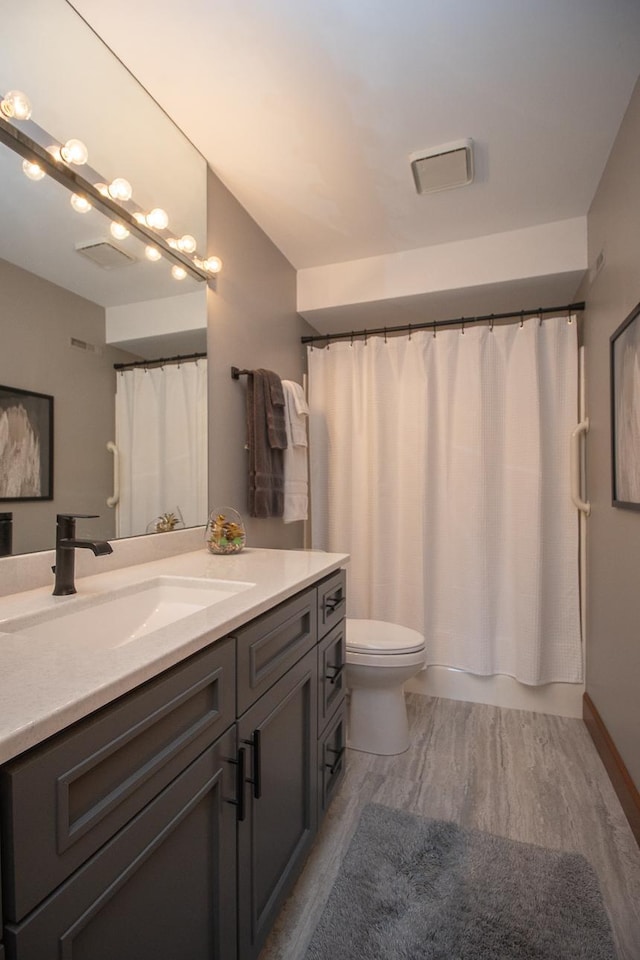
[
  {"left": 0, "top": 384, "right": 54, "bottom": 501},
  {"left": 611, "top": 302, "right": 640, "bottom": 509}
]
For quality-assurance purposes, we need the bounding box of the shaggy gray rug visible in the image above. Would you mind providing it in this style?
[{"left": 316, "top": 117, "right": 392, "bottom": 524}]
[{"left": 304, "top": 803, "right": 617, "bottom": 960}]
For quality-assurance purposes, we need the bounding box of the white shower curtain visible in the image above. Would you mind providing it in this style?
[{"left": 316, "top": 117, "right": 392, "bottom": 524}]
[
  {"left": 309, "top": 317, "right": 582, "bottom": 685},
  {"left": 115, "top": 360, "right": 208, "bottom": 538}
]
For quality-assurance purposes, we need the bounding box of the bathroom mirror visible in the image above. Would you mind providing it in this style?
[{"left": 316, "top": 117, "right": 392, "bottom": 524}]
[{"left": 0, "top": 0, "right": 209, "bottom": 555}]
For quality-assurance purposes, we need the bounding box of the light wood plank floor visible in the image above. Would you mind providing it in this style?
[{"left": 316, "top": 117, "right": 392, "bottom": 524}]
[{"left": 260, "top": 694, "right": 640, "bottom": 960}]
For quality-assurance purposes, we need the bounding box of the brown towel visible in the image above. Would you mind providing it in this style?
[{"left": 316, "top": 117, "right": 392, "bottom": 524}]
[{"left": 246, "top": 369, "right": 288, "bottom": 518}]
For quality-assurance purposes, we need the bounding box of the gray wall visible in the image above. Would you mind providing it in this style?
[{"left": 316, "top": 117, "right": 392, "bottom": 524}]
[
  {"left": 580, "top": 77, "right": 640, "bottom": 788},
  {"left": 206, "top": 168, "right": 316, "bottom": 549},
  {"left": 0, "top": 258, "right": 132, "bottom": 553}
]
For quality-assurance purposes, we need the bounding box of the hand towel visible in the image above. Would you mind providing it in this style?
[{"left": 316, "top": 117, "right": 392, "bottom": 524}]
[{"left": 282, "top": 380, "right": 309, "bottom": 523}]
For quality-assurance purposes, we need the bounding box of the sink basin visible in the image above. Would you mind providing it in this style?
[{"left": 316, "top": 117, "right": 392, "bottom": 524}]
[{"left": 2, "top": 576, "right": 255, "bottom": 648}]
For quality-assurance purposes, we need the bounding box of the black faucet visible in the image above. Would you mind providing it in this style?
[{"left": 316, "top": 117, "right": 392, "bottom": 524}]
[
  {"left": 0, "top": 512, "right": 12, "bottom": 558},
  {"left": 52, "top": 514, "right": 113, "bottom": 596}
]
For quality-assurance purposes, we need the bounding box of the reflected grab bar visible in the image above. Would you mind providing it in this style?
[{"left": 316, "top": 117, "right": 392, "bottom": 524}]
[
  {"left": 106, "top": 441, "right": 120, "bottom": 508},
  {"left": 570, "top": 419, "right": 590, "bottom": 516}
]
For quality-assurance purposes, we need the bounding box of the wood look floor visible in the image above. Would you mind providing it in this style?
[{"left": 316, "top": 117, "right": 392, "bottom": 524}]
[{"left": 260, "top": 694, "right": 640, "bottom": 960}]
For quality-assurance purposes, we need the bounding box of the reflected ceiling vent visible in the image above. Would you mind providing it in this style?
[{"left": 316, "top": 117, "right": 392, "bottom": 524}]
[
  {"left": 410, "top": 139, "right": 474, "bottom": 195},
  {"left": 75, "top": 240, "right": 137, "bottom": 269}
]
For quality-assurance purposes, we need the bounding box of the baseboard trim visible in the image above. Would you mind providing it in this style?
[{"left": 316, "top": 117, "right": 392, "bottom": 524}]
[{"left": 583, "top": 693, "right": 640, "bottom": 846}]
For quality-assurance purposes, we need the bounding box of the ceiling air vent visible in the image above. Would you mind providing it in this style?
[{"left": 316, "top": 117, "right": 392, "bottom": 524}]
[
  {"left": 410, "top": 139, "right": 474, "bottom": 195},
  {"left": 75, "top": 240, "right": 137, "bottom": 269}
]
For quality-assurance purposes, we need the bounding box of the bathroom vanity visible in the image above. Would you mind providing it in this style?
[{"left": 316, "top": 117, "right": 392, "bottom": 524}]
[{"left": 0, "top": 547, "right": 348, "bottom": 960}]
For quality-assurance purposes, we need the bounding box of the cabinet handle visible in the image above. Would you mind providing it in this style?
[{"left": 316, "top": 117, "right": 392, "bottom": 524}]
[
  {"left": 325, "top": 745, "right": 345, "bottom": 776},
  {"left": 227, "top": 747, "right": 246, "bottom": 822},
  {"left": 325, "top": 664, "right": 344, "bottom": 685},
  {"left": 324, "top": 594, "right": 343, "bottom": 613},
  {"left": 242, "top": 730, "right": 262, "bottom": 800}
]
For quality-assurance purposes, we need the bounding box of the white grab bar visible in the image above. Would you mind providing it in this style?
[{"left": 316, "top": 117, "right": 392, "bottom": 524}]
[
  {"left": 570, "top": 419, "right": 590, "bottom": 516},
  {"left": 106, "top": 441, "right": 120, "bottom": 508}
]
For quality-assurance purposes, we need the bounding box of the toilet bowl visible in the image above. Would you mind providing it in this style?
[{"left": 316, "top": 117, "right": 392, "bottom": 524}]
[{"left": 346, "top": 619, "right": 426, "bottom": 756}]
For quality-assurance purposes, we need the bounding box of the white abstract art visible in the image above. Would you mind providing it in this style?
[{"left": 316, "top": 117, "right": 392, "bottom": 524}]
[{"left": 612, "top": 303, "right": 640, "bottom": 507}]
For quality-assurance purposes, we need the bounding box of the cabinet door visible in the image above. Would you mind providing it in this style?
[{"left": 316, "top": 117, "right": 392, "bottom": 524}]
[
  {"left": 317, "top": 620, "right": 346, "bottom": 735},
  {"left": 318, "top": 702, "right": 346, "bottom": 818},
  {"left": 5, "top": 728, "right": 238, "bottom": 960},
  {"left": 237, "top": 650, "right": 317, "bottom": 960},
  {"left": 317, "top": 569, "right": 346, "bottom": 639}
]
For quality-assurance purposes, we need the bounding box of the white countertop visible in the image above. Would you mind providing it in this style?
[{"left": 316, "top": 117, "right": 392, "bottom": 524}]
[{"left": 0, "top": 547, "right": 348, "bottom": 765}]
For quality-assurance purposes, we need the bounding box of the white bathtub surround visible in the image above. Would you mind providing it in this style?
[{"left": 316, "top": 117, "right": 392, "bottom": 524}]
[
  {"left": 309, "top": 316, "right": 582, "bottom": 688},
  {"left": 0, "top": 546, "right": 348, "bottom": 763}
]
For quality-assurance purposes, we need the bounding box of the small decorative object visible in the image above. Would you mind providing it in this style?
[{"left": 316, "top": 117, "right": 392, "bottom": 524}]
[
  {"left": 146, "top": 507, "right": 185, "bottom": 534},
  {"left": 611, "top": 301, "right": 640, "bottom": 509},
  {"left": 206, "top": 507, "right": 246, "bottom": 554}
]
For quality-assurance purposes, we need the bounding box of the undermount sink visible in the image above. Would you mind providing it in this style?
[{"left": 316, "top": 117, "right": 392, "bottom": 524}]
[{"left": 2, "top": 576, "right": 255, "bottom": 648}]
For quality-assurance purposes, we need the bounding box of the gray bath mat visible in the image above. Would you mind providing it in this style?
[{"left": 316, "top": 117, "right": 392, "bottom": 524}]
[{"left": 304, "top": 803, "right": 617, "bottom": 960}]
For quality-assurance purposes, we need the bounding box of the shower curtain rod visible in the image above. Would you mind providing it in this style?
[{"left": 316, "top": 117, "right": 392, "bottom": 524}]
[
  {"left": 300, "top": 301, "right": 586, "bottom": 346},
  {"left": 114, "top": 351, "right": 207, "bottom": 372}
]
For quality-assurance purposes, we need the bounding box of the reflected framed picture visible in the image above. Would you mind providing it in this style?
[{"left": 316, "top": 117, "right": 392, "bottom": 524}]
[
  {"left": 0, "top": 384, "right": 54, "bottom": 501},
  {"left": 611, "top": 302, "right": 640, "bottom": 509}
]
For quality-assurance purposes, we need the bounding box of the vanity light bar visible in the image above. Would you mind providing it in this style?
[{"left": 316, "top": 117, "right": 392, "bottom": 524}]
[{"left": 0, "top": 106, "right": 218, "bottom": 283}]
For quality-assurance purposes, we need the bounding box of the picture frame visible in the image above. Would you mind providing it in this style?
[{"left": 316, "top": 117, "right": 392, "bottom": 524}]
[
  {"left": 0, "top": 384, "right": 54, "bottom": 501},
  {"left": 610, "top": 302, "right": 640, "bottom": 509}
]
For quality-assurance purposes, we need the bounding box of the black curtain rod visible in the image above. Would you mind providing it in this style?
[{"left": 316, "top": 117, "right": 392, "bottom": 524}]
[
  {"left": 114, "top": 351, "right": 207, "bottom": 372},
  {"left": 300, "top": 301, "right": 586, "bottom": 346}
]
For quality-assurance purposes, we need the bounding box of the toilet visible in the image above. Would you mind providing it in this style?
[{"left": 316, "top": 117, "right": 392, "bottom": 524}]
[{"left": 345, "top": 619, "right": 426, "bottom": 756}]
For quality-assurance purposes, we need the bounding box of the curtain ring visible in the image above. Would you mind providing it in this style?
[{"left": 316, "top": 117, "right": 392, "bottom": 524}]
[
  {"left": 350, "top": 331, "right": 354, "bottom": 347},
  {"left": 364, "top": 329, "right": 368, "bottom": 345},
  {"left": 433, "top": 321, "right": 436, "bottom": 339},
  {"left": 408, "top": 324, "right": 412, "bottom": 341},
  {"left": 384, "top": 327, "right": 388, "bottom": 344},
  {"left": 538, "top": 307, "right": 544, "bottom": 326},
  {"left": 489, "top": 314, "right": 494, "bottom": 333},
  {"left": 461, "top": 317, "right": 465, "bottom": 335}
]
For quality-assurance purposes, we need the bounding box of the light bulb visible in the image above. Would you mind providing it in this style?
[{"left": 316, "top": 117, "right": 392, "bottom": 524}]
[
  {"left": 94, "top": 182, "right": 110, "bottom": 197},
  {"left": 110, "top": 221, "right": 130, "bottom": 240},
  {"left": 22, "top": 159, "right": 45, "bottom": 181},
  {"left": 108, "top": 178, "right": 133, "bottom": 202},
  {"left": 70, "top": 194, "right": 91, "bottom": 214},
  {"left": 1, "top": 90, "right": 32, "bottom": 120},
  {"left": 145, "top": 245, "right": 162, "bottom": 262},
  {"left": 171, "top": 265, "right": 187, "bottom": 280},
  {"left": 146, "top": 207, "right": 169, "bottom": 230},
  {"left": 167, "top": 238, "right": 179, "bottom": 249},
  {"left": 203, "top": 256, "right": 222, "bottom": 274},
  {"left": 60, "top": 138, "right": 88, "bottom": 165},
  {"left": 133, "top": 212, "right": 146, "bottom": 224},
  {"left": 46, "top": 145, "right": 62, "bottom": 162},
  {"left": 178, "top": 234, "right": 197, "bottom": 253}
]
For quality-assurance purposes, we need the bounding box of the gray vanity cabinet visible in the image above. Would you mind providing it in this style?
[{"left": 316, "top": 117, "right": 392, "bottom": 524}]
[{"left": 4, "top": 728, "right": 238, "bottom": 960}]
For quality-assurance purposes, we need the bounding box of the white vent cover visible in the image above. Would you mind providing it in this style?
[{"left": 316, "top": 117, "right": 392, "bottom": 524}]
[
  {"left": 410, "top": 139, "right": 474, "bottom": 195},
  {"left": 75, "top": 240, "right": 137, "bottom": 269}
]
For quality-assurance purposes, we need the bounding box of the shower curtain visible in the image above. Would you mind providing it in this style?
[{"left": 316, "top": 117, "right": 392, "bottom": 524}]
[
  {"left": 308, "top": 317, "right": 582, "bottom": 685},
  {"left": 115, "top": 360, "right": 208, "bottom": 538}
]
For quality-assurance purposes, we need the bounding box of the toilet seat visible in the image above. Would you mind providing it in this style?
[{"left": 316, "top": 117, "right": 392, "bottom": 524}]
[{"left": 346, "top": 618, "right": 425, "bottom": 656}]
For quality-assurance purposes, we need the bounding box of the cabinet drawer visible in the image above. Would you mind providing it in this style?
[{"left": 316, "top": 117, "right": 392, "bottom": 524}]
[
  {"left": 317, "top": 569, "right": 346, "bottom": 639},
  {"left": 317, "top": 620, "right": 346, "bottom": 735},
  {"left": 318, "top": 700, "right": 346, "bottom": 817},
  {"left": 1, "top": 637, "right": 235, "bottom": 923},
  {"left": 4, "top": 729, "right": 238, "bottom": 960},
  {"left": 236, "top": 588, "right": 317, "bottom": 715}
]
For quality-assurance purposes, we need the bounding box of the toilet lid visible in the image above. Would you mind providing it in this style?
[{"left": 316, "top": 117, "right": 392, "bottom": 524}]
[{"left": 346, "top": 619, "right": 425, "bottom": 655}]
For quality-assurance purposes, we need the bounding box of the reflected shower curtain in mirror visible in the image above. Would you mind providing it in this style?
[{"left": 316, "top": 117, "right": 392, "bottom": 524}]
[
  {"left": 115, "top": 361, "right": 208, "bottom": 538},
  {"left": 308, "top": 317, "right": 582, "bottom": 685}
]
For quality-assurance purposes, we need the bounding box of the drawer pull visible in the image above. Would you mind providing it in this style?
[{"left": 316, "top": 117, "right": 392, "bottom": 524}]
[
  {"left": 325, "top": 664, "right": 344, "bottom": 686},
  {"left": 227, "top": 747, "right": 246, "bottom": 822},
  {"left": 242, "top": 729, "right": 262, "bottom": 800},
  {"left": 325, "top": 745, "right": 345, "bottom": 776},
  {"left": 324, "top": 594, "right": 343, "bottom": 613}
]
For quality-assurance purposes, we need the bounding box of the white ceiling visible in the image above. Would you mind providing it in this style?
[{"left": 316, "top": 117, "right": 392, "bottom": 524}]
[{"left": 69, "top": 0, "right": 640, "bottom": 273}]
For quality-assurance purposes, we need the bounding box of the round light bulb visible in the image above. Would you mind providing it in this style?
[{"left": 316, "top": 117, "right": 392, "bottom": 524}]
[
  {"left": 145, "top": 245, "right": 162, "bottom": 262},
  {"left": 1, "top": 90, "right": 32, "bottom": 121},
  {"left": 46, "top": 144, "right": 62, "bottom": 162},
  {"left": 171, "top": 265, "right": 187, "bottom": 280},
  {"left": 203, "top": 256, "right": 222, "bottom": 274},
  {"left": 146, "top": 207, "right": 169, "bottom": 230},
  {"left": 132, "top": 212, "right": 146, "bottom": 224},
  {"left": 70, "top": 194, "right": 92, "bottom": 214},
  {"left": 108, "top": 178, "right": 133, "bottom": 202},
  {"left": 94, "top": 182, "right": 110, "bottom": 197},
  {"left": 110, "top": 221, "right": 130, "bottom": 240},
  {"left": 167, "top": 238, "right": 179, "bottom": 249},
  {"left": 178, "top": 234, "right": 197, "bottom": 254},
  {"left": 22, "top": 159, "right": 45, "bottom": 181},
  {"left": 60, "top": 138, "right": 88, "bottom": 165}
]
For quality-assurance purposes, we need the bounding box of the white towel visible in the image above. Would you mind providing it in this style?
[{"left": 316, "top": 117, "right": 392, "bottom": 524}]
[{"left": 282, "top": 380, "right": 309, "bottom": 522}]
